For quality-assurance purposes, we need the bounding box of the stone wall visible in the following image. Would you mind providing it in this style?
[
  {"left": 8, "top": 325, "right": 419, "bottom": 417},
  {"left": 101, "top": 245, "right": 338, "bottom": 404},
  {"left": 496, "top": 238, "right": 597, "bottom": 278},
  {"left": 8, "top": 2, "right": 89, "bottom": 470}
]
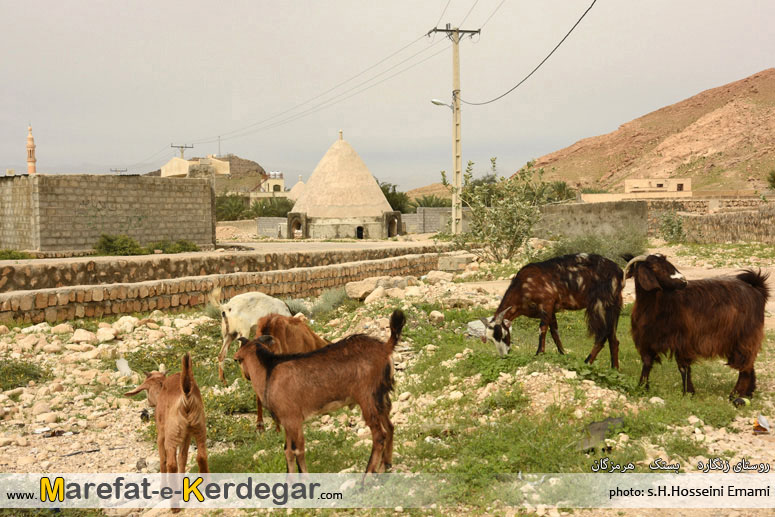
[
  {"left": 0, "top": 244, "right": 450, "bottom": 293},
  {"left": 681, "top": 206, "right": 775, "bottom": 243},
  {"left": 0, "top": 252, "right": 441, "bottom": 324},
  {"left": 533, "top": 201, "right": 648, "bottom": 240},
  {"left": 0, "top": 175, "right": 215, "bottom": 252},
  {"left": 645, "top": 198, "right": 769, "bottom": 236},
  {"left": 402, "top": 207, "right": 472, "bottom": 234}
]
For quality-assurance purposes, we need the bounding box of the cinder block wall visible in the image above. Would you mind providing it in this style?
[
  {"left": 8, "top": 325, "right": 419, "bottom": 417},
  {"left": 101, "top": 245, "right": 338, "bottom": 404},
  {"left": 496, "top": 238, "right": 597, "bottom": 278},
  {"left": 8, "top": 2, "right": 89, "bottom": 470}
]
[
  {"left": 256, "top": 217, "right": 288, "bottom": 238},
  {"left": 0, "top": 175, "right": 215, "bottom": 251}
]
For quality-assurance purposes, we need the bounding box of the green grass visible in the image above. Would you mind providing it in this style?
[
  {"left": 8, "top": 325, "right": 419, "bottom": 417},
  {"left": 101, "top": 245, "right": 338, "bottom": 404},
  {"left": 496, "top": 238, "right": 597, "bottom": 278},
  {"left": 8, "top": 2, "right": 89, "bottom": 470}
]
[
  {"left": 0, "top": 249, "right": 34, "bottom": 260},
  {"left": 674, "top": 242, "right": 775, "bottom": 267},
  {"left": 0, "top": 359, "right": 50, "bottom": 390}
]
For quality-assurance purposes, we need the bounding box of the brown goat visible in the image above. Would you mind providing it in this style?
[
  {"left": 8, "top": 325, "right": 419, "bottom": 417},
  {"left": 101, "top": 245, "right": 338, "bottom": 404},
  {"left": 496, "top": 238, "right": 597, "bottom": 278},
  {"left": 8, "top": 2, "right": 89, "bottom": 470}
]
[
  {"left": 624, "top": 254, "right": 770, "bottom": 399},
  {"left": 235, "top": 310, "right": 405, "bottom": 474},
  {"left": 125, "top": 353, "right": 209, "bottom": 475},
  {"left": 251, "top": 314, "right": 329, "bottom": 432},
  {"left": 483, "top": 253, "right": 624, "bottom": 368}
]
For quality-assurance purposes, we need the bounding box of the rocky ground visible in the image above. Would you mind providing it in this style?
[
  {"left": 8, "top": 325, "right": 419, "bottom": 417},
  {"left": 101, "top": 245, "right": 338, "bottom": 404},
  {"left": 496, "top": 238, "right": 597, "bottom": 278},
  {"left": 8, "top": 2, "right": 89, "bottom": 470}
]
[{"left": 1, "top": 244, "right": 774, "bottom": 516}]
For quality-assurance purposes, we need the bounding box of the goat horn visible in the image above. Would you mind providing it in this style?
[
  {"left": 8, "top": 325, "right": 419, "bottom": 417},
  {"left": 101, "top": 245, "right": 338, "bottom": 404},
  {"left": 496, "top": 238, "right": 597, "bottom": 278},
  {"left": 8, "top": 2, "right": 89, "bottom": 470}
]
[
  {"left": 495, "top": 308, "right": 510, "bottom": 324},
  {"left": 624, "top": 255, "right": 649, "bottom": 276}
]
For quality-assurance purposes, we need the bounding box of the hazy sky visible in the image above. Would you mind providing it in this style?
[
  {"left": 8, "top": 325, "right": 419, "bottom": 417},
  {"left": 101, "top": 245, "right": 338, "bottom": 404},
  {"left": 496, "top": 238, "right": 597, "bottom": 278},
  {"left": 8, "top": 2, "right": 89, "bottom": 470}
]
[{"left": 2, "top": 1, "right": 773, "bottom": 190}]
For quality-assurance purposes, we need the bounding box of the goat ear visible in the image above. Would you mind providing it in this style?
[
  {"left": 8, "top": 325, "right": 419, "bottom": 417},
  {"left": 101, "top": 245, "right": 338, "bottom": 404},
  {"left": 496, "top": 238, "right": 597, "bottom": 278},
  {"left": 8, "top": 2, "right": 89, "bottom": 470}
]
[
  {"left": 237, "top": 337, "right": 250, "bottom": 347},
  {"left": 636, "top": 266, "right": 661, "bottom": 291},
  {"left": 502, "top": 318, "right": 511, "bottom": 328},
  {"left": 124, "top": 384, "right": 147, "bottom": 397}
]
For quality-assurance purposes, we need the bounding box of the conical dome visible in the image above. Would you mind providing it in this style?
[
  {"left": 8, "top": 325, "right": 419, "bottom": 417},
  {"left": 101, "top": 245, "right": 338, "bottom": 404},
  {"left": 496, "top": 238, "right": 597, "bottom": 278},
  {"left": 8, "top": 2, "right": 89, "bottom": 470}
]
[
  {"left": 292, "top": 136, "right": 392, "bottom": 218},
  {"left": 288, "top": 175, "right": 305, "bottom": 202}
]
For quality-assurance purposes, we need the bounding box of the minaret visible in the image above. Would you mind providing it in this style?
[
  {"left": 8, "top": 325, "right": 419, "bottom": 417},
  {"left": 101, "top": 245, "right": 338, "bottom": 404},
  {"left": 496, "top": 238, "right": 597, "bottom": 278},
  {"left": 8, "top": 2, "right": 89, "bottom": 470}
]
[{"left": 26, "top": 126, "right": 37, "bottom": 174}]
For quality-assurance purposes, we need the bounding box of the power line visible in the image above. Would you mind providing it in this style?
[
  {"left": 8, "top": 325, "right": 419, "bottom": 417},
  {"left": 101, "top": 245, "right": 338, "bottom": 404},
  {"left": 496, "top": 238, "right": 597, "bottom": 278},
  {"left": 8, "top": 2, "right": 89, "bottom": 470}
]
[
  {"left": 434, "top": 0, "right": 452, "bottom": 28},
  {"left": 479, "top": 0, "right": 507, "bottom": 29},
  {"left": 459, "top": 0, "right": 480, "bottom": 25},
  {"left": 461, "top": 0, "right": 597, "bottom": 106},
  {"left": 189, "top": 35, "right": 430, "bottom": 145}
]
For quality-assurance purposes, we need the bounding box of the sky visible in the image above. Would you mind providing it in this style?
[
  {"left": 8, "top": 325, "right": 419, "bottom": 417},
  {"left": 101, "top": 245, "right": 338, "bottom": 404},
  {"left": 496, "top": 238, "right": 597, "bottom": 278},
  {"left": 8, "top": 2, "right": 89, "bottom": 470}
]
[{"left": 1, "top": 0, "right": 774, "bottom": 190}]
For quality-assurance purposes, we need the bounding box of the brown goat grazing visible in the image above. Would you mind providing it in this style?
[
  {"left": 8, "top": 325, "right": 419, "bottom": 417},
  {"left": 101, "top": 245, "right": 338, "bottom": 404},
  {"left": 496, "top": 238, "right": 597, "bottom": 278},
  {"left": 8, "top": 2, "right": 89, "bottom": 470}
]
[
  {"left": 235, "top": 310, "right": 405, "bottom": 474},
  {"left": 624, "top": 254, "right": 770, "bottom": 399},
  {"left": 125, "top": 353, "right": 209, "bottom": 475},
  {"left": 483, "top": 253, "right": 624, "bottom": 368},
  {"left": 250, "top": 313, "right": 330, "bottom": 432}
]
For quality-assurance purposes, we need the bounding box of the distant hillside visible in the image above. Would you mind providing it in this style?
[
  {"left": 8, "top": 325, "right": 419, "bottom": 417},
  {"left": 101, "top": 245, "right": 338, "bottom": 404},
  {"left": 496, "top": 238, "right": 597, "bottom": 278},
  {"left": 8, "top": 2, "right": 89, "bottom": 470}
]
[
  {"left": 527, "top": 68, "right": 775, "bottom": 191},
  {"left": 144, "top": 154, "right": 268, "bottom": 193},
  {"left": 406, "top": 182, "right": 451, "bottom": 200}
]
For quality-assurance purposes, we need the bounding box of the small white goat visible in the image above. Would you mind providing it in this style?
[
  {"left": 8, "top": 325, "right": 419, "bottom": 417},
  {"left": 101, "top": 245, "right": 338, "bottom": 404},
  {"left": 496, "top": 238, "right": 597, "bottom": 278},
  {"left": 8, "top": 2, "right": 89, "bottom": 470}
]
[{"left": 208, "top": 287, "right": 291, "bottom": 383}]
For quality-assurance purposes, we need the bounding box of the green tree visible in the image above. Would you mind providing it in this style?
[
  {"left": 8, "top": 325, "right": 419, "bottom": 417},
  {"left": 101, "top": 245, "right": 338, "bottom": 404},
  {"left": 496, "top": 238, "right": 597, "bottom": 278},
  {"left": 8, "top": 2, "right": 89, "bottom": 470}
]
[
  {"left": 247, "top": 197, "right": 295, "bottom": 218},
  {"left": 379, "top": 181, "right": 412, "bottom": 214},
  {"left": 216, "top": 195, "right": 249, "bottom": 221},
  {"left": 410, "top": 194, "right": 452, "bottom": 209}
]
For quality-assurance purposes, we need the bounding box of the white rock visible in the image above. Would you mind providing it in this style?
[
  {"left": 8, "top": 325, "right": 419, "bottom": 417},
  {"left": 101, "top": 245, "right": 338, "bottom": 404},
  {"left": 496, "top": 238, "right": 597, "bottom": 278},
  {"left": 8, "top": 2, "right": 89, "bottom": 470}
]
[
  {"left": 399, "top": 392, "right": 411, "bottom": 402},
  {"left": 31, "top": 401, "right": 51, "bottom": 415},
  {"left": 466, "top": 320, "right": 486, "bottom": 338},
  {"left": 113, "top": 316, "right": 139, "bottom": 335},
  {"left": 96, "top": 327, "right": 118, "bottom": 343},
  {"left": 648, "top": 397, "right": 665, "bottom": 405},
  {"left": 146, "top": 330, "right": 165, "bottom": 342},
  {"left": 51, "top": 323, "right": 74, "bottom": 334},
  {"left": 573, "top": 409, "right": 584, "bottom": 419},
  {"left": 425, "top": 270, "right": 454, "bottom": 285},
  {"left": 562, "top": 369, "right": 578, "bottom": 379},
  {"left": 364, "top": 286, "right": 385, "bottom": 304},
  {"left": 448, "top": 391, "right": 464, "bottom": 401},
  {"left": 22, "top": 322, "right": 49, "bottom": 334},
  {"left": 70, "top": 329, "right": 97, "bottom": 344},
  {"left": 42, "top": 343, "right": 62, "bottom": 354},
  {"left": 429, "top": 311, "right": 445, "bottom": 324},
  {"left": 36, "top": 412, "right": 58, "bottom": 424},
  {"left": 404, "top": 286, "right": 423, "bottom": 297},
  {"left": 173, "top": 318, "right": 191, "bottom": 329},
  {"left": 17, "top": 456, "right": 35, "bottom": 466},
  {"left": 688, "top": 415, "right": 701, "bottom": 425}
]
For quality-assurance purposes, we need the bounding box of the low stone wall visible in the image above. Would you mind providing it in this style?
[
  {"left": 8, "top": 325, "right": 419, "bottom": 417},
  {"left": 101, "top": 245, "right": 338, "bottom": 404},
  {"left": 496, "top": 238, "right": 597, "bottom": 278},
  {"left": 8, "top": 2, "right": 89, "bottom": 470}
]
[
  {"left": 0, "top": 253, "right": 440, "bottom": 324},
  {"left": 0, "top": 245, "right": 449, "bottom": 293},
  {"left": 645, "top": 199, "right": 769, "bottom": 236},
  {"left": 534, "top": 201, "right": 648, "bottom": 240},
  {"left": 681, "top": 206, "right": 775, "bottom": 244}
]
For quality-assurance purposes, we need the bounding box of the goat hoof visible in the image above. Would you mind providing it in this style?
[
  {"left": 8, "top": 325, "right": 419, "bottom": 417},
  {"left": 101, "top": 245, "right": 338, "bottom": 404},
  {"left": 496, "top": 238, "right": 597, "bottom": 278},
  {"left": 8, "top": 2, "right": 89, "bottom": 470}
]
[
  {"left": 583, "top": 355, "right": 591, "bottom": 364},
  {"left": 256, "top": 424, "right": 266, "bottom": 433}
]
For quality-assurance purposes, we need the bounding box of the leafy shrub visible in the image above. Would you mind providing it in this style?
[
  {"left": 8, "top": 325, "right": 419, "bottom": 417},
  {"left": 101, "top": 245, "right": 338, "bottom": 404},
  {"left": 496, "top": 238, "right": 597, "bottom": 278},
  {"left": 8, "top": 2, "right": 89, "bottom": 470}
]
[
  {"left": 767, "top": 169, "right": 775, "bottom": 190},
  {"left": 0, "top": 359, "right": 49, "bottom": 391},
  {"left": 310, "top": 287, "right": 347, "bottom": 316},
  {"left": 147, "top": 239, "right": 200, "bottom": 254},
  {"left": 0, "top": 249, "right": 33, "bottom": 260},
  {"left": 659, "top": 211, "right": 685, "bottom": 243},
  {"left": 94, "top": 234, "right": 146, "bottom": 255},
  {"left": 203, "top": 303, "right": 221, "bottom": 320},
  {"left": 379, "top": 181, "right": 412, "bottom": 214},
  {"left": 442, "top": 159, "right": 553, "bottom": 262},
  {"left": 284, "top": 298, "right": 311, "bottom": 317},
  {"left": 410, "top": 194, "right": 452, "bottom": 208},
  {"left": 539, "top": 224, "right": 648, "bottom": 266}
]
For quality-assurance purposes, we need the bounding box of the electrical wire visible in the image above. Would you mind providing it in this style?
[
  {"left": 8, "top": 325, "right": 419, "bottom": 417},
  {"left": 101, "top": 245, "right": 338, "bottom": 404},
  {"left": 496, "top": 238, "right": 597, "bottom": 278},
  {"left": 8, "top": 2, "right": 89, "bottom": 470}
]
[
  {"left": 461, "top": 0, "right": 597, "bottom": 106},
  {"left": 459, "top": 0, "right": 480, "bottom": 25},
  {"left": 479, "top": 0, "right": 507, "bottom": 29}
]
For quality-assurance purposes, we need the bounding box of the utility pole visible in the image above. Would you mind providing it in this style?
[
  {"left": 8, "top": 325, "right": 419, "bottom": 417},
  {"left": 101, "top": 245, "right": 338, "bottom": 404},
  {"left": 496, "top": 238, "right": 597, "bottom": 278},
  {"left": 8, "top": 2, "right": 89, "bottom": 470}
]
[
  {"left": 110, "top": 168, "right": 127, "bottom": 174},
  {"left": 427, "top": 24, "right": 480, "bottom": 234},
  {"left": 170, "top": 143, "right": 194, "bottom": 159}
]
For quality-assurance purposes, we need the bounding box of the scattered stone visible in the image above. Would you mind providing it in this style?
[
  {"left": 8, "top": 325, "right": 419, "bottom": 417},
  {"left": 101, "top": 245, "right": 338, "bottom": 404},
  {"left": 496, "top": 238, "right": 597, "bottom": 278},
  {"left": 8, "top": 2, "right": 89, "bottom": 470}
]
[
  {"left": 466, "top": 319, "right": 486, "bottom": 338},
  {"left": 17, "top": 456, "right": 35, "bottom": 466},
  {"left": 399, "top": 392, "right": 411, "bottom": 402},
  {"left": 113, "top": 316, "right": 139, "bottom": 335},
  {"left": 32, "top": 401, "right": 51, "bottom": 416},
  {"left": 0, "top": 325, "right": 8, "bottom": 335},
  {"left": 424, "top": 270, "right": 454, "bottom": 285},
  {"left": 688, "top": 415, "right": 701, "bottom": 425},
  {"left": 146, "top": 330, "right": 165, "bottom": 342},
  {"left": 364, "top": 286, "right": 385, "bottom": 304},
  {"left": 429, "top": 311, "right": 445, "bottom": 324},
  {"left": 96, "top": 327, "right": 118, "bottom": 343},
  {"left": 449, "top": 391, "right": 464, "bottom": 401},
  {"left": 71, "top": 329, "right": 97, "bottom": 344},
  {"left": 42, "top": 343, "right": 62, "bottom": 354},
  {"left": 51, "top": 323, "right": 74, "bottom": 334},
  {"left": 562, "top": 370, "right": 577, "bottom": 379},
  {"left": 36, "top": 412, "right": 58, "bottom": 424},
  {"left": 649, "top": 397, "right": 665, "bottom": 405}
]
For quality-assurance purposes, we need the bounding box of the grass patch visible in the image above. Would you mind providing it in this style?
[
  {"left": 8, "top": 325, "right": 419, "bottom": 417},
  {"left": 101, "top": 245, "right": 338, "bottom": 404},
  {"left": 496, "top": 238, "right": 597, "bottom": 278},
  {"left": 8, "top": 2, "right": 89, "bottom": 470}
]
[
  {"left": 0, "top": 249, "right": 33, "bottom": 260},
  {"left": 538, "top": 225, "right": 648, "bottom": 266},
  {"left": 0, "top": 359, "right": 49, "bottom": 390},
  {"left": 674, "top": 242, "right": 775, "bottom": 267},
  {"left": 94, "top": 234, "right": 199, "bottom": 256}
]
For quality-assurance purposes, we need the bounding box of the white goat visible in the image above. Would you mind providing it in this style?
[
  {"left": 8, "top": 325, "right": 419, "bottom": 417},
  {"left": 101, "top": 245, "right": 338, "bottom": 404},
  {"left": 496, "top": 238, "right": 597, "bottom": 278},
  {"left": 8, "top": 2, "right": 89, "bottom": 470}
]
[{"left": 208, "top": 287, "right": 291, "bottom": 383}]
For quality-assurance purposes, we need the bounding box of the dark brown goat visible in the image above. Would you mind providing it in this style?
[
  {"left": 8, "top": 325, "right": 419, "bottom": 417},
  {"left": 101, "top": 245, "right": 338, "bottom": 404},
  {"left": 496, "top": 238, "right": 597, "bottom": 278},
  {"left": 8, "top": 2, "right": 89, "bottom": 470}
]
[
  {"left": 235, "top": 310, "right": 405, "bottom": 474},
  {"left": 624, "top": 254, "right": 770, "bottom": 398},
  {"left": 251, "top": 314, "right": 329, "bottom": 431},
  {"left": 483, "top": 253, "right": 624, "bottom": 368}
]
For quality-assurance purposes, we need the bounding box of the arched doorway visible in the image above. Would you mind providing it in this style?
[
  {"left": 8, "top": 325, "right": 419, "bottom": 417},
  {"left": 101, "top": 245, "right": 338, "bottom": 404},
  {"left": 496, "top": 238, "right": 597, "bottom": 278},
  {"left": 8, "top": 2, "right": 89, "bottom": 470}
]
[
  {"left": 387, "top": 217, "right": 398, "bottom": 237},
  {"left": 291, "top": 220, "right": 303, "bottom": 239},
  {"left": 356, "top": 226, "right": 364, "bottom": 239}
]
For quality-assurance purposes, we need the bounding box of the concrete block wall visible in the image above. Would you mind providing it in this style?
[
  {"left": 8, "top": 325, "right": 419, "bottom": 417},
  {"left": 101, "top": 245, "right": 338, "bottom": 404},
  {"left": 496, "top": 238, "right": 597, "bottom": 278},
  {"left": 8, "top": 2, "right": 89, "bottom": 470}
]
[
  {"left": 256, "top": 217, "right": 288, "bottom": 238},
  {"left": 534, "top": 201, "right": 648, "bottom": 240},
  {"left": 0, "top": 252, "right": 441, "bottom": 324},
  {"left": 0, "top": 175, "right": 215, "bottom": 251}
]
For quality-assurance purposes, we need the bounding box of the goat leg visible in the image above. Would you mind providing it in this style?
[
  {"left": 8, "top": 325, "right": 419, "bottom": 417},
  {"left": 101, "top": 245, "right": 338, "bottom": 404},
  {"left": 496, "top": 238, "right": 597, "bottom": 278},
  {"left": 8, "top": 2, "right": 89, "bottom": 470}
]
[
  {"left": 217, "top": 335, "right": 235, "bottom": 384},
  {"left": 678, "top": 364, "right": 689, "bottom": 395},
  {"left": 177, "top": 432, "right": 191, "bottom": 473},
  {"left": 584, "top": 343, "right": 604, "bottom": 365},
  {"left": 731, "top": 368, "right": 756, "bottom": 399},
  {"left": 549, "top": 315, "right": 565, "bottom": 354},
  {"left": 536, "top": 322, "right": 549, "bottom": 355},
  {"left": 194, "top": 428, "right": 209, "bottom": 474},
  {"left": 638, "top": 354, "right": 654, "bottom": 389},
  {"left": 255, "top": 396, "right": 266, "bottom": 433},
  {"left": 608, "top": 334, "right": 620, "bottom": 370}
]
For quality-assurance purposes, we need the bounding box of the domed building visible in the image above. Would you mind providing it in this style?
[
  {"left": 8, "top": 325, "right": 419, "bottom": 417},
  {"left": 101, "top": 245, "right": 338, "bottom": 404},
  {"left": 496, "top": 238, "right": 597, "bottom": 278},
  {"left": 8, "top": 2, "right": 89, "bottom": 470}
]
[{"left": 288, "top": 132, "right": 400, "bottom": 239}]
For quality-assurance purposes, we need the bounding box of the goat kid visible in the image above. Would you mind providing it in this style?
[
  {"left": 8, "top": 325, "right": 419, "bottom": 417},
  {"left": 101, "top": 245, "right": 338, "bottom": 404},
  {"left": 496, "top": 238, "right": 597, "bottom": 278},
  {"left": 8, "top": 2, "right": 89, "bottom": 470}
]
[
  {"left": 624, "top": 254, "right": 770, "bottom": 399},
  {"left": 208, "top": 287, "right": 291, "bottom": 383},
  {"left": 125, "top": 353, "right": 209, "bottom": 475},
  {"left": 250, "top": 313, "right": 330, "bottom": 432},
  {"left": 483, "top": 253, "right": 624, "bottom": 368},
  {"left": 235, "top": 310, "right": 405, "bottom": 474}
]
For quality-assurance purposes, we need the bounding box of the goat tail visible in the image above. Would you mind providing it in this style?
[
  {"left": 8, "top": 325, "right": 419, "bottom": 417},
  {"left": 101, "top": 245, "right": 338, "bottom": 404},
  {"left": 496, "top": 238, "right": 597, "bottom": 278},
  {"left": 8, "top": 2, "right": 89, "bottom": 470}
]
[
  {"left": 387, "top": 310, "right": 406, "bottom": 351},
  {"left": 737, "top": 269, "right": 770, "bottom": 303},
  {"left": 181, "top": 353, "right": 193, "bottom": 396},
  {"left": 585, "top": 269, "right": 623, "bottom": 341}
]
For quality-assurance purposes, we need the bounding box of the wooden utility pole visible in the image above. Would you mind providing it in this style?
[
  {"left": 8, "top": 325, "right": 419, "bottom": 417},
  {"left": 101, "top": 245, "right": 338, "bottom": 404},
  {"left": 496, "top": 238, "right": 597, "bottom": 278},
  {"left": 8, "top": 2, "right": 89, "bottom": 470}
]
[
  {"left": 170, "top": 143, "right": 194, "bottom": 159},
  {"left": 427, "top": 24, "right": 480, "bottom": 234}
]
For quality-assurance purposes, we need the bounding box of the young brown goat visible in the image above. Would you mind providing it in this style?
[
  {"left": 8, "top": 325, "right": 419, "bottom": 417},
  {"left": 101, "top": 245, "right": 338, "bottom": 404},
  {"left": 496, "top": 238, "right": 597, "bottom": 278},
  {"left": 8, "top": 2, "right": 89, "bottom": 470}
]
[
  {"left": 624, "top": 254, "right": 770, "bottom": 399},
  {"left": 125, "top": 353, "right": 209, "bottom": 475},
  {"left": 235, "top": 310, "right": 405, "bottom": 474},
  {"left": 251, "top": 313, "right": 330, "bottom": 431}
]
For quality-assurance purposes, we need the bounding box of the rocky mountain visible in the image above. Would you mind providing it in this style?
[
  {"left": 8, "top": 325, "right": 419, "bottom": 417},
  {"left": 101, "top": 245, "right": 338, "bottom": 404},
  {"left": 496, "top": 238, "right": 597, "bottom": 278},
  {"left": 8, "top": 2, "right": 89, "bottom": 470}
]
[{"left": 530, "top": 68, "right": 775, "bottom": 191}]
